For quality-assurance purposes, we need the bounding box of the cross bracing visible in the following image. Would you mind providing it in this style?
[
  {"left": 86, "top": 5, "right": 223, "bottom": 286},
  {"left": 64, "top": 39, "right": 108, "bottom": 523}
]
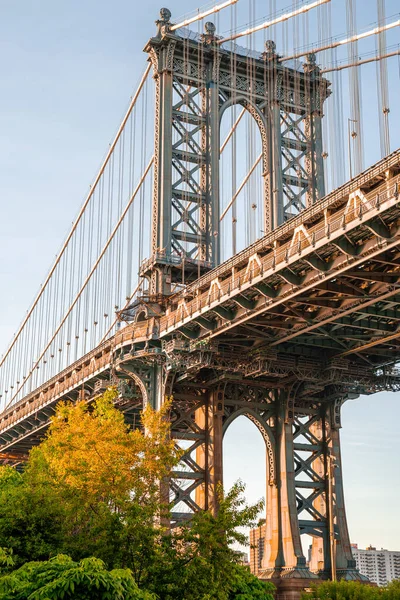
[{"left": 2, "top": 4, "right": 400, "bottom": 409}]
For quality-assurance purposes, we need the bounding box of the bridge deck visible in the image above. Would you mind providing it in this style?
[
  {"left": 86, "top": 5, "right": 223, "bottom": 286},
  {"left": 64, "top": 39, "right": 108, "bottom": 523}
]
[{"left": 1, "top": 149, "right": 400, "bottom": 456}]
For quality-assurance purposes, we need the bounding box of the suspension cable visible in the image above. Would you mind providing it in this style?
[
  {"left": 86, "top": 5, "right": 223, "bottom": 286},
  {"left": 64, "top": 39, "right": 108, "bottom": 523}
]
[
  {"left": 0, "top": 64, "right": 151, "bottom": 371},
  {"left": 6, "top": 157, "right": 154, "bottom": 409}
]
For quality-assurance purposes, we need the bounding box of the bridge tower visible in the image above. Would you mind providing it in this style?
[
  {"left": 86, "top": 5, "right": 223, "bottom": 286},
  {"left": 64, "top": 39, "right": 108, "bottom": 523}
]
[
  {"left": 126, "top": 8, "right": 362, "bottom": 595},
  {"left": 141, "top": 8, "right": 329, "bottom": 296}
]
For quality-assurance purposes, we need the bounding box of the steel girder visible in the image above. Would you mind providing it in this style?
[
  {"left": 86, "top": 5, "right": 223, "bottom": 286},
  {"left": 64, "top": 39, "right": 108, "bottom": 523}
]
[
  {"left": 2, "top": 154, "right": 400, "bottom": 454},
  {"left": 158, "top": 153, "right": 400, "bottom": 371}
]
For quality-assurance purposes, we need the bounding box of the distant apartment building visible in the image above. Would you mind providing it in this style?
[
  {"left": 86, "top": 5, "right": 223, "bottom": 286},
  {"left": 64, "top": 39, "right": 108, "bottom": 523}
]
[
  {"left": 249, "top": 530, "right": 400, "bottom": 585},
  {"left": 249, "top": 524, "right": 266, "bottom": 576},
  {"left": 352, "top": 545, "right": 400, "bottom": 586}
]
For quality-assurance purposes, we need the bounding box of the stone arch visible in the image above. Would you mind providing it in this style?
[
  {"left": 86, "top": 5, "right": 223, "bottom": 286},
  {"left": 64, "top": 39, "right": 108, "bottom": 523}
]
[{"left": 223, "top": 408, "right": 276, "bottom": 486}]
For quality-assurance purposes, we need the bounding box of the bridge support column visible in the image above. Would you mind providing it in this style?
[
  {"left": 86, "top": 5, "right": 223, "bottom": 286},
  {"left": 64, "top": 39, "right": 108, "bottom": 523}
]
[
  {"left": 260, "top": 392, "right": 365, "bottom": 596},
  {"left": 327, "top": 402, "right": 366, "bottom": 580},
  {"left": 305, "top": 110, "right": 325, "bottom": 206},
  {"left": 262, "top": 391, "right": 316, "bottom": 582},
  {"left": 195, "top": 387, "right": 224, "bottom": 515},
  {"left": 307, "top": 401, "right": 366, "bottom": 581},
  {"left": 304, "top": 54, "right": 326, "bottom": 207}
]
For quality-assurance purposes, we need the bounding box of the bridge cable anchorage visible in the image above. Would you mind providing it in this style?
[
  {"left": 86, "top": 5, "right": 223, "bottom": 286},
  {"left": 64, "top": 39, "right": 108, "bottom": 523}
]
[
  {"left": 5, "top": 158, "right": 154, "bottom": 410},
  {"left": 0, "top": 63, "right": 151, "bottom": 374}
]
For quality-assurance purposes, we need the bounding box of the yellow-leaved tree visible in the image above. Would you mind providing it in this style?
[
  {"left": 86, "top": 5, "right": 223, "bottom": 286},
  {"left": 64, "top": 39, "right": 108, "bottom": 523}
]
[
  {"left": 0, "top": 389, "right": 274, "bottom": 600},
  {"left": 24, "top": 388, "right": 180, "bottom": 584},
  {"left": 32, "top": 388, "right": 177, "bottom": 508}
]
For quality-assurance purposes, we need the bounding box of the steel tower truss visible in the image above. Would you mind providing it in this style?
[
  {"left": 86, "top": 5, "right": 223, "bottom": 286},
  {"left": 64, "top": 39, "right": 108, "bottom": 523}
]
[
  {"left": 136, "top": 10, "right": 357, "bottom": 590},
  {"left": 141, "top": 9, "right": 330, "bottom": 295}
]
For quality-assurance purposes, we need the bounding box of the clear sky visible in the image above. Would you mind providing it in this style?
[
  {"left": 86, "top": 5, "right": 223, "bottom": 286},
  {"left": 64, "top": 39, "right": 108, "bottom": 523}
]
[{"left": 0, "top": 0, "right": 399, "bottom": 552}]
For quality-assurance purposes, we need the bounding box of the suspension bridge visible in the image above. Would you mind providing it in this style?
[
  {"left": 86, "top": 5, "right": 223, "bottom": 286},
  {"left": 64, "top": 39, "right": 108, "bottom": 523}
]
[{"left": 1, "top": 0, "right": 400, "bottom": 595}]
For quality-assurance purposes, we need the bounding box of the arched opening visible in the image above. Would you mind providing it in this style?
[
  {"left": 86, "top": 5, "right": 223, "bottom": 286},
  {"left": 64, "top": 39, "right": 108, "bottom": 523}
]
[
  {"left": 223, "top": 414, "right": 268, "bottom": 572},
  {"left": 135, "top": 310, "right": 147, "bottom": 322},
  {"left": 219, "top": 102, "right": 265, "bottom": 262}
]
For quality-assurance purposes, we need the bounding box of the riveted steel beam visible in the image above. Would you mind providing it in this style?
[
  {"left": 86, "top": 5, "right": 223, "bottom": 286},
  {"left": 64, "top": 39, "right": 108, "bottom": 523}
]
[
  {"left": 332, "top": 237, "right": 359, "bottom": 256},
  {"left": 213, "top": 306, "right": 236, "bottom": 320},
  {"left": 233, "top": 295, "right": 256, "bottom": 310}
]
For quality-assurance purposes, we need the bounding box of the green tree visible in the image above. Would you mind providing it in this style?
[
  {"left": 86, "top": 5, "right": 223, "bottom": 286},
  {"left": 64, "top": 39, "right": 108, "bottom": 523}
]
[
  {"left": 24, "top": 389, "right": 179, "bottom": 574},
  {"left": 0, "top": 390, "right": 274, "bottom": 599},
  {"left": 302, "top": 580, "right": 400, "bottom": 600},
  {"left": 0, "top": 467, "right": 64, "bottom": 567},
  {"left": 229, "top": 564, "right": 275, "bottom": 600},
  {"left": 0, "top": 390, "right": 179, "bottom": 573},
  {"left": 0, "top": 554, "right": 154, "bottom": 600},
  {"left": 385, "top": 580, "right": 400, "bottom": 600},
  {"left": 144, "top": 481, "right": 273, "bottom": 600}
]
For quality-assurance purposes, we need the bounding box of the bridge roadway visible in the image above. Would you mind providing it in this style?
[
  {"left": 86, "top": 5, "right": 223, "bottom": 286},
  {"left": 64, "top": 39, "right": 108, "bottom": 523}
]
[{"left": 2, "top": 149, "right": 400, "bottom": 462}]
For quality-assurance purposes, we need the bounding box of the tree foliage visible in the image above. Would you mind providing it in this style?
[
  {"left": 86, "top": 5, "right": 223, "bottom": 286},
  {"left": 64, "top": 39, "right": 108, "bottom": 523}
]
[
  {"left": 302, "top": 580, "right": 400, "bottom": 600},
  {"left": 29, "top": 388, "right": 177, "bottom": 509},
  {"left": 0, "top": 388, "right": 274, "bottom": 599},
  {"left": 0, "top": 554, "right": 154, "bottom": 600},
  {"left": 229, "top": 564, "right": 275, "bottom": 599},
  {"left": 142, "top": 481, "right": 272, "bottom": 600},
  {"left": 0, "top": 466, "right": 64, "bottom": 567}
]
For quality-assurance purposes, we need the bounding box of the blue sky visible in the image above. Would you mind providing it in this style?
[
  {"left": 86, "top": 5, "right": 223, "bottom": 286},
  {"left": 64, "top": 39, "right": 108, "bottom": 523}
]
[{"left": 0, "top": 0, "right": 399, "bottom": 551}]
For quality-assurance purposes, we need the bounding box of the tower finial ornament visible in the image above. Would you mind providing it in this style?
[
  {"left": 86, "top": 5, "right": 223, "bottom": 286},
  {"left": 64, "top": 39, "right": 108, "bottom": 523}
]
[
  {"left": 159, "top": 7, "right": 171, "bottom": 22},
  {"left": 201, "top": 21, "right": 218, "bottom": 45},
  {"left": 156, "top": 8, "right": 172, "bottom": 36},
  {"left": 263, "top": 40, "right": 278, "bottom": 62},
  {"left": 205, "top": 21, "right": 216, "bottom": 35},
  {"left": 303, "top": 52, "right": 319, "bottom": 73}
]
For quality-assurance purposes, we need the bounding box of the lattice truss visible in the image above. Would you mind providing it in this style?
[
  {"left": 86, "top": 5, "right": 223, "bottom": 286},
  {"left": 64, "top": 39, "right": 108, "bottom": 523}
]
[
  {"left": 169, "top": 395, "right": 207, "bottom": 525},
  {"left": 169, "top": 382, "right": 276, "bottom": 526},
  {"left": 281, "top": 110, "right": 311, "bottom": 218},
  {"left": 171, "top": 80, "right": 207, "bottom": 260},
  {"left": 147, "top": 26, "right": 330, "bottom": 287},
  {"left": 291, "top": 402, "right": 346, "bottom": 570},
  {"left": 293, "top": 411, "right": 329, "bottom": 537}
]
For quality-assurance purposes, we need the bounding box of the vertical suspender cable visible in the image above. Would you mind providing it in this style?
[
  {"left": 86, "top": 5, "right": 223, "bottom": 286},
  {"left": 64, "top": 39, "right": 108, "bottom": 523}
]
[{"left": 0, "top": 64, "right": 151, "bottom": 380}]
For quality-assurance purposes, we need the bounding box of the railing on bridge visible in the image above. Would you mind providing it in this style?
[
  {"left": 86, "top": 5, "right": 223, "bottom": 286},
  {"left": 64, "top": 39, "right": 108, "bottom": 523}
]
[
  {"left": 166, "top": 149, "right": 400, "bottom": 299},
  {"left": 159, "top": 170, "right": 400, "bottom": 333},
  {"left": 1, "top": 159, "right": 399, "bottom": 435},
  {"left": 0, "top": 316, "right": 161, "bottom": 433}
]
